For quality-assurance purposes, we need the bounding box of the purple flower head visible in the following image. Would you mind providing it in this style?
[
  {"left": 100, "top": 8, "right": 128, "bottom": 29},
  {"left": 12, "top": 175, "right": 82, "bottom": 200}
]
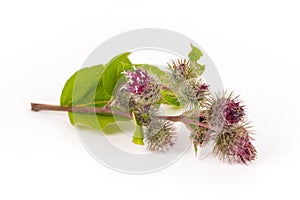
[
  {"left": 229, "top": 127, "right": 257, "bottom": 164},
  {"left": 192, "top": 83, "right": 209, "bottom": 106},
  {"left": 168, "top": 59, "right": 192, "bottom": 79},
  {"left": 225, "top": 100, "right": 245, "bottom": 125},
  {"left": 124, "top": 69, "right": 150, "bottom": 95},
  {"left": 214, "top": 126, "right": 257, "bottom": 164},
  {"left": 236, "top": 138, "right": 257, "bottom": 164},
  {"left": 207, "top": 92, "right": 246, "bottom": 130},
  {"left": 199, "top": 83, "right": 209, "bottom": 90}
]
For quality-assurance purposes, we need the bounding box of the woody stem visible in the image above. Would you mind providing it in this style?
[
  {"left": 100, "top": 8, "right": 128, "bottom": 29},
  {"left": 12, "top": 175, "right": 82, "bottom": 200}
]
[{"left": 31, "top": 103, "right": 210, "bottom": 129}]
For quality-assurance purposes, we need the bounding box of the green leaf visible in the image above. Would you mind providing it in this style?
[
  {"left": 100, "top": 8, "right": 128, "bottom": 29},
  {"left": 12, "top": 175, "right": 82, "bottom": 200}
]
[
  {"left": 60, "top": 64, "right": 106, "bottom": 106},
  {"left": 135, "top": 64, "right": 182, "bottom": 107},
  {"left": 188, "top": 43, "right": 203, "bottom": 63},
  {"left": 132, "top": 112, "right": 144, "bottom": 145},
  {"left": 197, "top": 64, "right": 205, "bottom": 75},
  {"left": 68, "top": 112, "right": 131, "bottom": 132},
  {"left": 188, "top": 44, "right": 205, "bottom": 75},
  {"left": 60, "top": 52, "right": 133, "bottom": 131},
  {"left": 132, "top": 125, "right": 144, "bottom": 145},
  {"left": 95, "top": 52, "right": 132, "bottom": 104},
  {"left": 160, "top": 89, "right": 180, "bottom": 107},
  {"left": 137, "top": 64, "right": 168, "bottom": 84},
  {"left": 61, "top": 52, "right": 132, "bottom": 107}
]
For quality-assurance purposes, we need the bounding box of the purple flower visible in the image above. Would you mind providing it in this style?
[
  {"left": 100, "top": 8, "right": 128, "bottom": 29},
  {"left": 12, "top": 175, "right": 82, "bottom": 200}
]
[
  {"left": 124, "top": 69, "right": 150, "bottom": 95},
  {"left": 214, "top": 126, "right": 257, "bottom": 164},
  {"left": 168, "top": 59, "right": 192, "bottom": 79},
  {"left": 236, "top": 139, "right": 257, "bottom": 164},
  {"left": 199, "top": 83, "right": 209, "bottom": 90},
  {"left": 207, "top": 92, "right": 245, "bottom": 128},
  {"left": 195, "top": 83, "right": 209, "bottom": 100},
  {"left": 224, "top": 100, "right": 245, "bottom": 125}
]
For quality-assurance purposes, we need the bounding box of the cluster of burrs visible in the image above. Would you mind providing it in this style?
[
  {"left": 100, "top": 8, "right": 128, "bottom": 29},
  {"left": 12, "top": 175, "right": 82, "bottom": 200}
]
[
  {"left": 114, "top": 67, "right": 177, "bottom": 150},
  {"left": 168, "top": 59, "right": 210, "bottom": 109},
  {"left": 192, "top": 92, "right": 257, "bottom": 164},
  {"left": 114, "top": 60, "right": 257, "bottom": 164}
]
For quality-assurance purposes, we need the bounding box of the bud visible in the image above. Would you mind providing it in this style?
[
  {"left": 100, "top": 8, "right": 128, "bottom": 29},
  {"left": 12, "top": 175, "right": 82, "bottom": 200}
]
[
  {"left": 124, "top": 68, "right": 150, "bottom": 95},
  {"left": 123, "top": 68, "right": 161, "bottom": 105},
  {"left": 224, "top": 100, "right": 245, "bottom": 125},
  {"left": 213, "top": 125, "right": 257, "bottom": 164},
  {"left": 145, "top": 119, "right": 177, "bottom": 152},
  {"left": 177, "top": 81, "right": 210, "bottom": 109},
  {"left": 190, "top": 126, "right": 212, "bottom": 149},
  {"left": 207, "top": 92, "right": 245, "bottom": 129},
  {"left": 134, "top": 105, "right": 159, "bottom": 126},
  {"left": 168, "top": 59, "right": 195, "bottom": 80}
]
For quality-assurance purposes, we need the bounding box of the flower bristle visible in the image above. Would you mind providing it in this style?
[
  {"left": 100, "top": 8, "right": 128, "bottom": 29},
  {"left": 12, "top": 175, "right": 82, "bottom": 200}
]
[
  {"left": 114, "top": 68, "right": 162, "bottom": 126},
  {"left": 186, "top": 82, "right": 210, "bottom": 108},
  {"left": 116, "top": 61, "right": 256, "bottom": 164},
  {"left": 189, "top": 115, "right": 212, "bottom": 151},
  {"left": 213, "top": 124, "right": 256, "bottom": 164},
  {"left": 168, "top": 59, "right": 195, "bottom": 80},
  {"left": 145, "top": 119, "right": 177, "bottom": 152},
  {"left": 190, "top": 126, "right": 212, "bottom": 149},
  {"left": 134, "top": 105, "right": 159, "bottom": 126},
  {"left": 225, "top": 100, "right": 244, "bottom": 125},
  {"left": 123, "top": 68, "right": 161, "bottom": 105},
  {"left": 206, "top": 91, "right": 246, "bottom": 128},
  {"left": 124, "top": 68, "right": 150, "bottom": 95}
]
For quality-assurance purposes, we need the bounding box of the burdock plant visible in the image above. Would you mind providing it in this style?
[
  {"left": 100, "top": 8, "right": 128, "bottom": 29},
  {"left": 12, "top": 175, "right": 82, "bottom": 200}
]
[
  {"left": 145, "top": 118, "right": 177, "bottom": 152},
  {"left": 31, "top": 44, "right": 257, "bottom": 164}
]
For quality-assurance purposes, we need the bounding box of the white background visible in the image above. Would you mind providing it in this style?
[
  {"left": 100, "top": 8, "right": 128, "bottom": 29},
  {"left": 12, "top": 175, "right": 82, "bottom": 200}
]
[{"left": 1, "top": 0, "right": 299, "bottom": 199}]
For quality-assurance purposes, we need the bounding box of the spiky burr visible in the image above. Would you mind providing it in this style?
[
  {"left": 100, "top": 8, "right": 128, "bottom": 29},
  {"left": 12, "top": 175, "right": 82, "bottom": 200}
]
[
  {"left": 206, "top": 92, "right": 245, "bottom": 131},
  {"left": 168, "top": 59, "right": 197, "bottom": 81},
  {"left": 213, "top": 124, "right": 256, "bottom": 164},
  {"left": 180, "top": 81, "right": 210, "bottom": 108},
  {"left": 188, "top": 115, "right": 212, "bottom": 152},
  {"left": 144, "top": 119, "right": 177, "bottom": 152},
  {"left": 123, "top": 68, "right": 161, "bottom": 105},
  {"left": 124, "top": 68, "right": 150, "bottom": 95},
  {"left": 167, "top": 59, "right": 210, "bottom": 109},
  {"left": 190, "top": 126, "right": 212, "bottom": 148}
]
